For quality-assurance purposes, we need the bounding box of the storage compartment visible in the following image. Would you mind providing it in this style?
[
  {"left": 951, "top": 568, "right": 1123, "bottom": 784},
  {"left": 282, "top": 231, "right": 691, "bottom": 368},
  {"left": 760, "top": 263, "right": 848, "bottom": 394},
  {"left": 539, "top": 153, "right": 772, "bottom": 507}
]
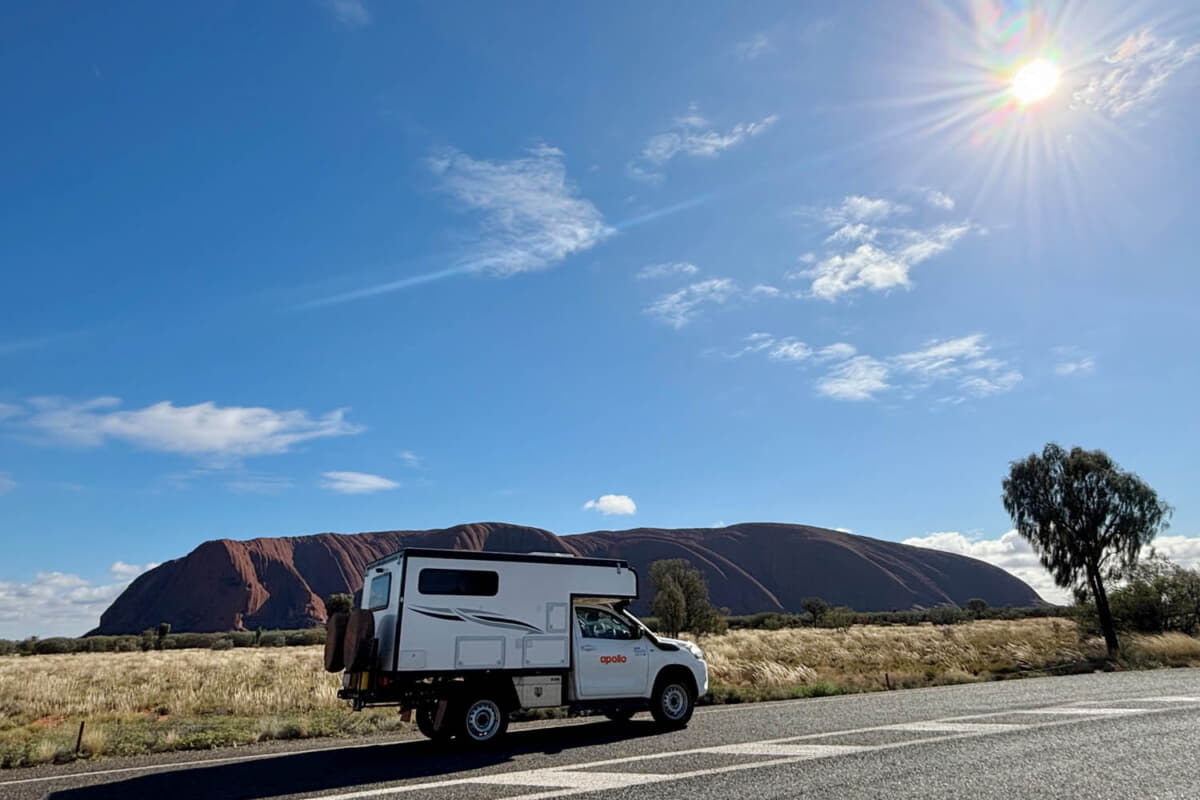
[{"left": 514, "top": 675, "right": 563, "bottom": 708}]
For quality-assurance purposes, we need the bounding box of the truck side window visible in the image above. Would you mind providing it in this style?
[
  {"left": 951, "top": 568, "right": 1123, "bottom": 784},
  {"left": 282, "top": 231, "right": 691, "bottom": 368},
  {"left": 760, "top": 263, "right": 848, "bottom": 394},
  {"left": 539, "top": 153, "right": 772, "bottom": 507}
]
[
  {"left": 576, "top": 608, "right": 639, "bottom": 640},
  {"left": 418, "top": 568, "right": 499, "bottom": 596},
  {"left": 367, "top": 573, "right": 392, "bottom": 610}
]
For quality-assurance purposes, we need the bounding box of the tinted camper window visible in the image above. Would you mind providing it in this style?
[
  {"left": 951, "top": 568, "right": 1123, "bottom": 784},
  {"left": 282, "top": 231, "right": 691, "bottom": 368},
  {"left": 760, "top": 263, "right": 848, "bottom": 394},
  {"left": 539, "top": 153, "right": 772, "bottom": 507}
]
[
  {"left": 367, "top": 573, "right": 392, "bottom": 610},
  {"left": 418, "top": 568, "right": 499, "bottom": 596}
]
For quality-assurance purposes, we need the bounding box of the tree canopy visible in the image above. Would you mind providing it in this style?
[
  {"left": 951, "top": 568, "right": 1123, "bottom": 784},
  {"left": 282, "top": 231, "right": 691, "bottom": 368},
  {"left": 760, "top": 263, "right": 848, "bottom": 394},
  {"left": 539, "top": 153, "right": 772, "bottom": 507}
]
[
  {"left": 1002, "top": 443, "right": 1171, "bottom": 654},
  {"left": 649, "top": 559, "right": 724, "bottom": 637}
]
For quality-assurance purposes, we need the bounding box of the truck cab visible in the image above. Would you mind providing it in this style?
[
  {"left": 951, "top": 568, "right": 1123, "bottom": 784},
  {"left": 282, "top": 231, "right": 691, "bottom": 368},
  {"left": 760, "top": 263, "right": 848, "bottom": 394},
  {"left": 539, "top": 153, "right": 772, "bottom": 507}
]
[{"left": 327, "top": 548, "right": 708, "bottom": 745}]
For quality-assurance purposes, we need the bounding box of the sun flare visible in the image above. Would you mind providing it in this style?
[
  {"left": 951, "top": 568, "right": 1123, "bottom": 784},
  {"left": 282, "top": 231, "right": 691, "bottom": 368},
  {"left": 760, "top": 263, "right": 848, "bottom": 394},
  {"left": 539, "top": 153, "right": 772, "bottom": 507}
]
[{"left": 1011, "top": 59, "right": 1060, "bottom": 105}]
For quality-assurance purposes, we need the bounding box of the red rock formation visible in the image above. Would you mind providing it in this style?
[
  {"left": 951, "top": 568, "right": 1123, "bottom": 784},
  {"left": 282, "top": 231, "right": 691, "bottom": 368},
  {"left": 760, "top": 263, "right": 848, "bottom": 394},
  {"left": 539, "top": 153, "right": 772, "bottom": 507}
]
[{"left": 91, "top": 522, "right": 1043, "bottom": 634}]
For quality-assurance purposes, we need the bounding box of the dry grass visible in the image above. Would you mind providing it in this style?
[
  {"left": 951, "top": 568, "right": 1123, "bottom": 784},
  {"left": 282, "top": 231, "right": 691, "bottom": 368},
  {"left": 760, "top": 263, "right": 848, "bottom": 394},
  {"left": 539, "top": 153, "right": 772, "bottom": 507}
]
[
  {"left": 699, "top": 618, "right": 1095, "bottom": 697},
  {"left": 2, "top": 621, "right": 1197, "bottom": 767}
]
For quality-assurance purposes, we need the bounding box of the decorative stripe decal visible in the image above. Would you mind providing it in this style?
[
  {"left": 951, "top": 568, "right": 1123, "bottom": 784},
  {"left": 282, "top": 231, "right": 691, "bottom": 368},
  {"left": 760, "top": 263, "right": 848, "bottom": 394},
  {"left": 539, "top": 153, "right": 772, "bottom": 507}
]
[{"left": 410, "top": 606, "right": 544, "bottom": 633}]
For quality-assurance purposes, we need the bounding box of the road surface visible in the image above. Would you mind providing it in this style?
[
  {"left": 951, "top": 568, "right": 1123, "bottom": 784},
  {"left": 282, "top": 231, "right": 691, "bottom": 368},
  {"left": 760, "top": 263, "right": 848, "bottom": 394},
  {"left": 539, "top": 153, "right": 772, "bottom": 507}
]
[{"left": 3, "top": 668, "right": 1198, "bottom": 800}]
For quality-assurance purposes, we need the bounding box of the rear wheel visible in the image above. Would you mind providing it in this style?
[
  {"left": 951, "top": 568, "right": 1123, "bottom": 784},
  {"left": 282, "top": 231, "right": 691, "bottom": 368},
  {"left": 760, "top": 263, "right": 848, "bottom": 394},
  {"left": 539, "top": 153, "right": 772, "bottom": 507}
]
[
  {"left": 458, "top": 696, "right": 509, "bottom": 745},
  {"left": 415, "top": 704, "right": 454, "bottom": 742},
  {"left": 650, "top": 678, "right": 695, "bottom": 728}
]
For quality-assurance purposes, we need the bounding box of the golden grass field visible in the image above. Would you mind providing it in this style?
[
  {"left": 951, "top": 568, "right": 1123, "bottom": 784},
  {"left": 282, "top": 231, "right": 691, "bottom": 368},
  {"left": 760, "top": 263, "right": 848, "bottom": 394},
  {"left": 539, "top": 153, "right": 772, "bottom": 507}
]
[{"left": 3, "top": 619, "right": 1199, "bottom": 768}]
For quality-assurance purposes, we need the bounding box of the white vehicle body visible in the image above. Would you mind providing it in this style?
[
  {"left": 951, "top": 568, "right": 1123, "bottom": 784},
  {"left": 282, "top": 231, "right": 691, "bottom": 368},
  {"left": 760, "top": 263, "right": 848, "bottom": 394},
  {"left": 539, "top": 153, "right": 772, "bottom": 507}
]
[{"left": 332, "top": 548, "right": 708, "bottom": 743}]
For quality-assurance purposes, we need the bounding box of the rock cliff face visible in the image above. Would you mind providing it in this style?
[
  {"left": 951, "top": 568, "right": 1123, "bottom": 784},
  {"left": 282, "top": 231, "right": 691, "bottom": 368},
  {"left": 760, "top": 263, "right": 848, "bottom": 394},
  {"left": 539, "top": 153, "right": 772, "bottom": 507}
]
[{"left": 92, "top": 522, "right": 1043, "bottom": 633}]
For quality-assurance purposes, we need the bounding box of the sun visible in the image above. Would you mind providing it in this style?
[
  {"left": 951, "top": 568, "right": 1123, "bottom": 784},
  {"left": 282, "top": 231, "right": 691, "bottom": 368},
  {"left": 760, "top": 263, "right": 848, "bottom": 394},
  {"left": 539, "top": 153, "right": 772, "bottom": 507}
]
[{"left": 1011, "top": 59, "right": 1061, "bottom": 105}]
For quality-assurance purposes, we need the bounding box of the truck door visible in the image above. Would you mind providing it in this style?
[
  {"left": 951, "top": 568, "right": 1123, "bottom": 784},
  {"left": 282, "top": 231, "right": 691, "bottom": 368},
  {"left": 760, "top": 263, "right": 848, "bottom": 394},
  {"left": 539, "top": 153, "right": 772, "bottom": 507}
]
[{"left": 572, "top": 606, "right": 650, "bottom": 699}]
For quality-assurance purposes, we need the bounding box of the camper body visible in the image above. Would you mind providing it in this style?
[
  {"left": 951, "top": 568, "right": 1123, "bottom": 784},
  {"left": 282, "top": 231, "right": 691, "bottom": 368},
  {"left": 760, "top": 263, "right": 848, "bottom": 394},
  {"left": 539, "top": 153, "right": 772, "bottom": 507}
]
[{"left": 328, "top": 548, "right": 708, "bottom": 744}]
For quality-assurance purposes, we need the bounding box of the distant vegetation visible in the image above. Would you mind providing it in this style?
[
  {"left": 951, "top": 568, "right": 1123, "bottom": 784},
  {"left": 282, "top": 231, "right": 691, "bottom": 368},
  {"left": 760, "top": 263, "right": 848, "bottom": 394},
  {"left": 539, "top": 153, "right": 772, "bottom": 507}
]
[{"left": 0, "top": 628, "right": 326, "bottom": 657}]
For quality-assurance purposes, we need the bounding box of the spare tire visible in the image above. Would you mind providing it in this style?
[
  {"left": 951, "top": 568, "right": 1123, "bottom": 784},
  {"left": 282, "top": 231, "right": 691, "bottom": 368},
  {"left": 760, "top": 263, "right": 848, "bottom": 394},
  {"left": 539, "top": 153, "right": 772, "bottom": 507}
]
[
  {"left": 342, "top": 609, "right": 376, "bottom": 672},
  {"left": 324, "top": 612, "right": 349, "bottom": 673}
]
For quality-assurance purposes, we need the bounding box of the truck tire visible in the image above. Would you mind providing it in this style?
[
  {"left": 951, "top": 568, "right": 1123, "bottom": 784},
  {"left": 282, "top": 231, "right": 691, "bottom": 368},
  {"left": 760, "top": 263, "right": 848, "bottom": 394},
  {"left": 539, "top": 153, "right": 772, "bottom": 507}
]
[
  {"left": 456, "top": 694, "right": 509, "bottom": 746},
  {"left": 650, "top": 675, "right": 695, "bottom": 728},
  {"left": 342, "top": 609, "right": 375, "bottom": 672},
  {"left": 323, "top": 612, "right": 349, "bottom": 673},
  {"left": 416, "top": 703, "right": 454, "bottom": 742}
]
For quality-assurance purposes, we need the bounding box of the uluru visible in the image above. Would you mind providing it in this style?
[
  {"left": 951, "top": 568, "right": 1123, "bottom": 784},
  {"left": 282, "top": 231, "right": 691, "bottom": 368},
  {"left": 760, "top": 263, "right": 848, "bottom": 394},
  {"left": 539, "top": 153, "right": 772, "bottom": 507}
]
[{"left": 91, "top": 522, "right": 1044, "bottom": 634}]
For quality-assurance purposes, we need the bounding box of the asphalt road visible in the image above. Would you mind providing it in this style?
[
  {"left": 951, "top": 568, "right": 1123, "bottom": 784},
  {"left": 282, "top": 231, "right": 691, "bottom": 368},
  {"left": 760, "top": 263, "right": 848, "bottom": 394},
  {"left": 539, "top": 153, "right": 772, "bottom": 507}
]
[{"left": 4, "top": 668, "right": 1199, "bottom": 800}]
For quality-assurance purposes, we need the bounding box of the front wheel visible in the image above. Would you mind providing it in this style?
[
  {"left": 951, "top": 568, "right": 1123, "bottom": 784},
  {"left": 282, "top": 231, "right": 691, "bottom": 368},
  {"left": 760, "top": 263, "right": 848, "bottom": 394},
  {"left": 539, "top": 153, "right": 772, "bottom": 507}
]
[
  {"left": 650, "top": 679, "right": 695, "bottom": 728},
  {"left": 458, "top": 696, "right": 509, "bottom": 746}
]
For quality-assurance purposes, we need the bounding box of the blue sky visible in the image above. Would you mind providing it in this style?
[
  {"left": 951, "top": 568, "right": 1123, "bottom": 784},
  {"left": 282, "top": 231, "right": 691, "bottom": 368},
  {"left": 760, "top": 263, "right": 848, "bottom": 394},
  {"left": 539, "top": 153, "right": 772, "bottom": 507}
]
[{"left": 3, "top": 1, "right": 1199, "bottom": 636}]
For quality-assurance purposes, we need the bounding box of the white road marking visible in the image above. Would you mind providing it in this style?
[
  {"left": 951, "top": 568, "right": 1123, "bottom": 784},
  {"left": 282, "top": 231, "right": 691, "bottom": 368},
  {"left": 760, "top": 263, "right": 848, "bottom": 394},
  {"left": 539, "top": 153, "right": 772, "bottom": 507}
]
[
  {"left": 887, "top": 721, "right": 1020, "bottom": 734},
  {"left": 1011, "top": 706, "right": 1140, "bottom": 716},
  {"left": 308, "top": 695, "right": 1200, "bottom": 800},
  {"left": 704, "top": 742, "right": 868, "bottom": 758}
]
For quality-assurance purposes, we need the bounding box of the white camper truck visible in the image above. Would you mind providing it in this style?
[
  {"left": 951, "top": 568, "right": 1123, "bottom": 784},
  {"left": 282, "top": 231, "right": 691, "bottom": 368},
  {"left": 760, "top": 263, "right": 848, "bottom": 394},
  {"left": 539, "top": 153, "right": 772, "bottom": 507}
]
[{"left": 325, "top": 548, "right": 708, "bottom": 745}]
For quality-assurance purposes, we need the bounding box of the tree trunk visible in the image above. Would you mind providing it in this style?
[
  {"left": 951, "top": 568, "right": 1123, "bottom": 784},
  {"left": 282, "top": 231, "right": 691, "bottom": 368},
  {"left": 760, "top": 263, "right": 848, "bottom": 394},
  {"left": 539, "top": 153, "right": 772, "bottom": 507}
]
[{"left": 1090, "top": 567, "right": 1120, "bottom": 657}]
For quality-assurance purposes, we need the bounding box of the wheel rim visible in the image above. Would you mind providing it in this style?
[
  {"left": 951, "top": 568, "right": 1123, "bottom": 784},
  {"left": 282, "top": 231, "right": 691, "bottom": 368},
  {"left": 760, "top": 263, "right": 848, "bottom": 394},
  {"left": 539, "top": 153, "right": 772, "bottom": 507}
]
[
  {"left": 464, "top": 699, "right": 502, "bottom": 741},
  {"left": 661, "top": 684, "right": 688, "bottom": 719}
]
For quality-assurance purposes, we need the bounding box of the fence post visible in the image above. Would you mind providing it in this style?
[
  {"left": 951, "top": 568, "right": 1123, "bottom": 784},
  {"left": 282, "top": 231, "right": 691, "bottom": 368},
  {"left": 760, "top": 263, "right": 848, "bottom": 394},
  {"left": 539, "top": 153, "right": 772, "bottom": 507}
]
[{"left": 75, "top": 721, "right": 86, "bottom": 755}]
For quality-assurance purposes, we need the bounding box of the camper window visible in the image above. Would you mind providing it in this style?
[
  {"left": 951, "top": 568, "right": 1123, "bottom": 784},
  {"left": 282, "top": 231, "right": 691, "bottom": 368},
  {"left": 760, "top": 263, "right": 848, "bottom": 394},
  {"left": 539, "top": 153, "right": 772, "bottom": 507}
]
[
  {"left": 418, "top": 568, "right": 499, "bottom": 597},
  {"left": 576, "top": 607, "right": 639, "bottom": 640},
  {"left": 367, "top": 573, "right": 392, "bottom": 610}
]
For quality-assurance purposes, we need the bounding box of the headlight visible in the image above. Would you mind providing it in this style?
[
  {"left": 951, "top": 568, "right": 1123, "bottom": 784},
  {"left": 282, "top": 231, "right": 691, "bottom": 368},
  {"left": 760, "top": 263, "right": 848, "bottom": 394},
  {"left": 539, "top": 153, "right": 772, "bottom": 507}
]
[{"left": 685, "top": 642, "right": 704, "bottom": 660}]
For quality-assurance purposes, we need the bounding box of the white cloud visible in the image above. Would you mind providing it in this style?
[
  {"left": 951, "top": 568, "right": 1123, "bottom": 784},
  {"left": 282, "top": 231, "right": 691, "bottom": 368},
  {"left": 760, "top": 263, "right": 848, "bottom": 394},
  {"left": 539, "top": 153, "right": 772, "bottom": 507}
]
[
  {"left": 0, "top": 403, "right": 24, "bottom": 420},
  {"left": 768, "top": 338, "right": 813, "bottom": 362},
  {"left": 750, "top": 284, "right": 783, "bottom": 297},
  {"left": 816, "top": 342, "right": 857, "bottom": 361},
  {"left": 923, "top": 189, "right": 955, "bottom": 210},
  {"left": 0, "top": 472, "right": 14, "bottom": 495},
  {"left": 430, "top": 144, "right": 613, "bottom": 276},
  {"left": 735, "top": 33, "right": 771, "bottom": 60},
  {"left": 733, "top": 332, "right": 1020, "bottom": 403},
  {"left": 397, "top": 450, "right": 422, "bottom": 468},
  {"left": 903, "top": 530, "right": 1066, "bottom": 604},
  {"left": 324, "top": 0, "right": 370, "bottom": 27},
  {"left": 822, "top": 195, "right": 909, "bottom": 225},
  {"left": 894, "top": 334, "right": 1023, "bottom": 398},
  {"left": 628, "top": 105, "right": 778, "bottom": 182},
  {"left": 794, "top": 194, "right": 971, "bottom": 301},
  {"left": 903, "top": 530, "right": 1200, "bottom": 606},
  {"left": 816, "top": 356, "right": 891, "bottom": 401},
  {"left": 320, "top": 471, "right": 400, "bottom": 494},
  {"left": 645, "top": 278, "right": 738, "bottom": 328},
  {"left": 0, "top": 561, "right": 158, "bottom": 638},
  {"left": 583, "top": 494, "right": 637, "bottom": 516},
  {"left": 21, "top": 397, "right": 362, "bottom": 462},
  {"left": 1073, "top": 29, "right": 1200, "bottom": 117},
  {"left": 637, "top": 262, "right": 699, "bottom": 280}
]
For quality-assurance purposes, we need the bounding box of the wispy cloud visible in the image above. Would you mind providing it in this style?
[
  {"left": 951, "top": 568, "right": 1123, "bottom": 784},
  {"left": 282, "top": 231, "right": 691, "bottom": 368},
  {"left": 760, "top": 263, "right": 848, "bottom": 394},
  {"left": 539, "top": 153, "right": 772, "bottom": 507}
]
[
  {"left": 1053, "top": 346, "right": 1095, "bottom": 376},
  {"left": 324, "top": 0, "right": 371, "bottom": 27},
  {"left": 397, "top": 450, "right": 422, "bottom": 468},
  {"left": 0, "top": 561, "right": 159, "bottom": 638},
  {"left": 583, "top": 494, "right": 637, "bottom": 516},
  {"left": 320, "top": 471, "right": 400, "bottom": 494},
  {"left": 792, "top": 193, "right": 972, "bottom": 300},
  {"left": 636, "top": 262, "right": 699, "bottom": 280},
  {"left": 817, "top": 356, "right": 890, "bottom": 401},
  {"left": 0, "top": 472, "right": 15, "bottom": 496},
  {"left": 224, "top": 474, "right": 295, "bottom": 494},
  {"left": 628, "top": 104, "right": 778, "bottom": 183},
  {"left": 728, "top": 332, "right": 1021, "bottom": 403},
  {"left": 1073, "top": 29, "right": 1200, "bottom": 117},
  {"left": 735, "top": 33, "right": 771, "bottom": 61},
  {"left": 645, "top": 278, "right": 738, "bottom": 328},
  {"left": 16, "top": 397, "right": 362, "bottom": 463},
  {"left": 429, "top": 143, "right": 614, "bottom": 276}
]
